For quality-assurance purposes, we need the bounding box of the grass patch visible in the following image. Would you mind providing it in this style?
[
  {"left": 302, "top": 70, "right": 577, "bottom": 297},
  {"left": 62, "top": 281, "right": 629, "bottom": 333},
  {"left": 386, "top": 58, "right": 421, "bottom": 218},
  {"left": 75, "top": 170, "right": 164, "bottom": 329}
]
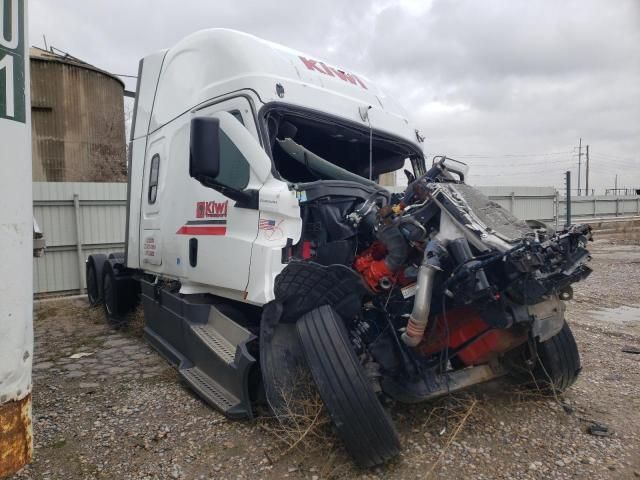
[{"left": 259, "top": 372, "right": 337, "bottom": 464}]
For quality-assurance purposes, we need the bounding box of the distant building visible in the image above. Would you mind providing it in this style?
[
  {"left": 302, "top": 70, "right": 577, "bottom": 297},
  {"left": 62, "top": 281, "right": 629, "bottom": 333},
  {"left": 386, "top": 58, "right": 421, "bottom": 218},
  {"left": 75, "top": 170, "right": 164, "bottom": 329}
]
[{"left": 30, "top": 47, "right": 126, "bottom": 182}]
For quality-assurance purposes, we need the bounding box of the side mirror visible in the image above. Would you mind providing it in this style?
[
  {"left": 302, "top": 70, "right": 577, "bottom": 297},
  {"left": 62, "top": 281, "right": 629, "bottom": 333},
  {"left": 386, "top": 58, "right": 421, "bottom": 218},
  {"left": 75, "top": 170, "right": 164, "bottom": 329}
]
[
  {"left": 189, "top": 113, "right": 253, "bottom": 205},
  {"left": 190, "top": 117, "right": 221, "bottom": 180}
]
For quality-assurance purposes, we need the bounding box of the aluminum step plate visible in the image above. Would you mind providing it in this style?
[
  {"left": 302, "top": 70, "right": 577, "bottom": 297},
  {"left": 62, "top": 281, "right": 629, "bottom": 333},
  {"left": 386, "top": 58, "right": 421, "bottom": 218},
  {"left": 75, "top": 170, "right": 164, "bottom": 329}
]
[
  {"left": 180, "top": 366, "right": 237, "bottom": 412},
  {"left": 190, "top": 324, "right": 236, "bottom": 364}
]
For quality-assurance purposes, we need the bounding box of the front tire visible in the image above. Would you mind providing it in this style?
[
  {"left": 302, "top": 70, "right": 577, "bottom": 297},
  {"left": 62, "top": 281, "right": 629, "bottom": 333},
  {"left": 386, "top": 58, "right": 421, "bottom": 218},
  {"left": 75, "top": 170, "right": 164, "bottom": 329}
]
[
  {"left": 297, "top": 304, "right": 401, "bottom": 467},
  {"left": 507, "top": 321, "right": 581, "bottom": 392},
  {"left": 534, "top": 321, "right": 581, "bottom": 392}
]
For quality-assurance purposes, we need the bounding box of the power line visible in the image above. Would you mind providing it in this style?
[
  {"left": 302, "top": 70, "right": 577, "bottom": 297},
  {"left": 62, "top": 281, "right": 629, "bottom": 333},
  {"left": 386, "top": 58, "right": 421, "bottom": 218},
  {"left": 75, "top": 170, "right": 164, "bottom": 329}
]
[
  {"left": 591, "top": 152, "right": 637, "bottom": 162},
  {"left": 445, "top": 151, "right": 573, "bottom": 158},
  {"left": 577, "top": 138, "right": 582, "bottom": 196},
  {"left": 463, "top": 159, "right": 576, "bottom": 167},
  {"left": 461, "top": 155, "right": 636, "bottom": 168},
  {"left": 471, "top": 169, "right": 580, "bottom": 177},
  {"left": 429, "top": 155, "right": 577, "bottom": 166},
  {"left": 586, "top": 145, "right": 589, "bottom": 194},
  {"left": 429, "top": 150, "right": 636, "bottom": 162},
  {"left": 587, "top": 157, "right": 638, "bottom": 167}
]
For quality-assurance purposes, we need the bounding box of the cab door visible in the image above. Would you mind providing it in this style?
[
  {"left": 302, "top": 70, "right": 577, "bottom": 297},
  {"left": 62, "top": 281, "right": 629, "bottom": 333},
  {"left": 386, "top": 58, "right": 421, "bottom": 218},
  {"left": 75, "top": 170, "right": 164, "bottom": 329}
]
[
  {"left": 139, "top": 134, "right": 166, "bottom": 270},
  {"left": 177, "top": 97, "right": 269, "bottom": 295}
]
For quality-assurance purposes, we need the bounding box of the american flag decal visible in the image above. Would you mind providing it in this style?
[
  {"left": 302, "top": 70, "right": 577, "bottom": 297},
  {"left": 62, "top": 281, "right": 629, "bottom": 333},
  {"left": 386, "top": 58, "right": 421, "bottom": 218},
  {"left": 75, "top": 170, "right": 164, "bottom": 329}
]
[{"left": 259, "top": 219, "right": 277, "bottom": 230}]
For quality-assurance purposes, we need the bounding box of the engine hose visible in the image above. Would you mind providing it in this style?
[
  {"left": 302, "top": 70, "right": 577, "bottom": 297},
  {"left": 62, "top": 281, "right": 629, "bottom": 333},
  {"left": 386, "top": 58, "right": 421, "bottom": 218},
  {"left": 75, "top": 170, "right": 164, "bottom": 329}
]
[
  {"left": 401, "top": 242, "right": 442, "bottom": 347},
  {"left": 377, "top": 225, "right": 408, "bottom": 271}
]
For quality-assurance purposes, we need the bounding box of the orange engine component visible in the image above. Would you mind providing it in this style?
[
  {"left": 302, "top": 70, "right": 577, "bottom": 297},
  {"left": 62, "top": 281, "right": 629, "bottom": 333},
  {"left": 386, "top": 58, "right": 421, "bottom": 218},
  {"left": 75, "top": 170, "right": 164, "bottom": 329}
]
[
  {"left": 353, "top": 241, "right": 395, "bottom": 291},
  {"left": 418, "top": 307, "right": 527, "bottom": 366}
]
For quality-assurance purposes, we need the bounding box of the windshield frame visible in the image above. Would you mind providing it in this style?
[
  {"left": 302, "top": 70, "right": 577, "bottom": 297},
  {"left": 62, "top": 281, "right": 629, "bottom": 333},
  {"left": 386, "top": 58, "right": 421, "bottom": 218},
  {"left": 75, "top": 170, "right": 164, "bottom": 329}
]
[{"left": 258, "top": 102, "right": 426, "bottom": 182}]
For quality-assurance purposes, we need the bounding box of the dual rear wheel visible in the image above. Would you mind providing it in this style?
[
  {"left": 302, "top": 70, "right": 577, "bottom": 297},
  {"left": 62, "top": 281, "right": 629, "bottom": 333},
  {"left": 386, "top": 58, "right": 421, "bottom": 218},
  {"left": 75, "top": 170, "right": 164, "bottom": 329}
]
[{"left": 85, "top": 254, "right": 139, "bottom": 327}]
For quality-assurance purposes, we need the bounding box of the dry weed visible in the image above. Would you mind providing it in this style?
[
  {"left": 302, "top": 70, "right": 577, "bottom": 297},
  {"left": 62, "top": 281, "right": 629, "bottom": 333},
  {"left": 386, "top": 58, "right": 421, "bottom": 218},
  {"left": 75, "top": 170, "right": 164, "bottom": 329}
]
[
  {"left": 259, "top": 371, "right": 336, "bottom": 464},
  {"left": 124, "top": 304, "right": 145, "bottom": 337},
  {"left": 425, "top": 396, "right": 478, "bottom": 479}
]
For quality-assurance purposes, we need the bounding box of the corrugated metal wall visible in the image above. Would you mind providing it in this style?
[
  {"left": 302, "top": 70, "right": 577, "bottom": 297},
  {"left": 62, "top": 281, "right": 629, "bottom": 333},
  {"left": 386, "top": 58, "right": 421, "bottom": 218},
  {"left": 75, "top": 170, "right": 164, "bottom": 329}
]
[
  {"left": 33, "top": 182, "right": 640, "bottom": 295},
  {"left": 33, "top": 182, "right": 126, "bottom": 294},
  {"left": 388, "top": 185, "right": 559, "bottom": 222},
  {"left": 478, "top": 186, "right": 557, "bottom": 223},
  {"left": 558, "top": 195, "right": 640, "bottom": 220}
]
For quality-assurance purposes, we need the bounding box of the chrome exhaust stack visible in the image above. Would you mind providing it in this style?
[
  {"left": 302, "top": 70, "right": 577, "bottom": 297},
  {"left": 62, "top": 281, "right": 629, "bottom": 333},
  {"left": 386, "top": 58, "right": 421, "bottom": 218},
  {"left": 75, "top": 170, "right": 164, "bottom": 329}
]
[{"left": 401, "top": 241, "right": 442, "bottom": 347}]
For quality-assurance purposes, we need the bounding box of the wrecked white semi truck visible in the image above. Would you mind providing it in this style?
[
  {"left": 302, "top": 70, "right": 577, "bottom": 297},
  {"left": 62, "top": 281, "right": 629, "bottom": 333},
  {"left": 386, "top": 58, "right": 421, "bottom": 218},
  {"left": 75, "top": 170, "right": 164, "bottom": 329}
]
[{"left": 86, "top": 29, "right": 592, "bottom": 466}]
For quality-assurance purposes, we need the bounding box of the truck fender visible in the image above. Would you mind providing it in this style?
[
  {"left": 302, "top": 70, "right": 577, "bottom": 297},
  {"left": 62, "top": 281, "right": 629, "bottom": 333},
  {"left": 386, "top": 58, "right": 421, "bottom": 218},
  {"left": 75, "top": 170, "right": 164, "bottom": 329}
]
[
  {"left": 102, "top": 258, "right": 140, "bottom": 326},
  {"left": 528, "top": 296, "right": 566, "bottom": 343}
]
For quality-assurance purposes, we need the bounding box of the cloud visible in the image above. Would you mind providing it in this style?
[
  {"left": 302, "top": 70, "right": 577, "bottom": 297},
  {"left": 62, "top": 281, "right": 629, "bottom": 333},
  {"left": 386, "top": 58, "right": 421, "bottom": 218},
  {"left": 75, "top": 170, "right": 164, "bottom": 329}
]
[{"left": 29, "top": 0, "right": 640, "bottom": 190}]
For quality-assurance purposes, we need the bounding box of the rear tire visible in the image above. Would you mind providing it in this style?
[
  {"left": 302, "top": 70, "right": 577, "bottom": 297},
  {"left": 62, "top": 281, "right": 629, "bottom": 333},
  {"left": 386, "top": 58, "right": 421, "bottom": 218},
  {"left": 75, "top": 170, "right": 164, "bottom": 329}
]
[
  {"left": 102, "top": 262, "right": 139, "bottom": 328},
  {"left": 297, "top": 304, "right": 401, "bottom": 467},
  {"left": 86, "top": 261, "right": 100, "bottom": 306},
  {"left": 103, "top": 267, "right": 126, "bottom": 327},
  {"left": 86, "top": 254, "right": 107, "bottom": 306}
]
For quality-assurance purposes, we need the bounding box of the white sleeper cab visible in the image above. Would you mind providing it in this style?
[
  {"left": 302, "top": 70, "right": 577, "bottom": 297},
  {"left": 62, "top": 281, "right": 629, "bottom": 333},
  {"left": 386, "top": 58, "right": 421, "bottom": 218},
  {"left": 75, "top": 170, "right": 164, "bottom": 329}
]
[{"left": 86, "top": 29, "right": 592, "bottom": 467}]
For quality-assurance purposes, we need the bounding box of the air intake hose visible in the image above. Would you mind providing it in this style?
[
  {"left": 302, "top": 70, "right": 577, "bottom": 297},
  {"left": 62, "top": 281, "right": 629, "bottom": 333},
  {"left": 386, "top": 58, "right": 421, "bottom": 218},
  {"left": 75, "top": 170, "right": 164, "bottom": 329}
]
[
  {"left": 401, "top": 241, "right": 442, "bottom": 347},
  {"left": 377, "top": 224, "right": 409, "bottom": 271}
]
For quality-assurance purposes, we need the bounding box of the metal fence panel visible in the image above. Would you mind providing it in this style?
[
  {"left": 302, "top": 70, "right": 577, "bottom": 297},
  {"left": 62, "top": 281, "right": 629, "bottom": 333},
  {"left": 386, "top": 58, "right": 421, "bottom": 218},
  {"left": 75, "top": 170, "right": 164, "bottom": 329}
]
[
  {"left": 33, "top": 182, "right": 126, "bottom": 294},
  {"left": 477, "top": 186, "right": 557, "bottom": 223},
  {"left": 33, "top": 182, "right": 639, "bottom": 295},
  {"left": 557, "top": 195, "right": 640, "bottom": 221}
]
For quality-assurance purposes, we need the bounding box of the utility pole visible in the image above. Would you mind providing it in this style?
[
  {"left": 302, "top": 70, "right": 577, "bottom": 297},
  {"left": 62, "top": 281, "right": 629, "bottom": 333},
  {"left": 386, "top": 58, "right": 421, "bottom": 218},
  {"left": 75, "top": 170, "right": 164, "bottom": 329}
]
[
  {"left": 577, "top": 138, "right": 582, "bottom": 196},
  {"left": 565, "top": 171, "right": 572, "bottom": 227},
  {"left": 585, "top": 145, "right": 590, "bottom": 195}
]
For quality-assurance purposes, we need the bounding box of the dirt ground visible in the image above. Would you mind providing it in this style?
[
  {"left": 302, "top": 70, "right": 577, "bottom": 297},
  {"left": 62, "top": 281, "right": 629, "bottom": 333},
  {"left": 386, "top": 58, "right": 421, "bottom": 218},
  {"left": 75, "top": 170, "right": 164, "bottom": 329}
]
[{"left": 11, "top": 240, "right": 640, "bottom": 480}]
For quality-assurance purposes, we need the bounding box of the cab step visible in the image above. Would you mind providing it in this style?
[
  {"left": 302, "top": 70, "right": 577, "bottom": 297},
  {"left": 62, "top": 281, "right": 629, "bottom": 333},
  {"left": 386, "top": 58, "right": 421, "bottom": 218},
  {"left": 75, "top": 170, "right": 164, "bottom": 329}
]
[
  {"left": 190, "top": 324, "right": 236, "bottom": 364},
  {"left": 140, "top": 279, "right": 257, "bottom": 419},
  {"left": 179, "top": 366, "right": 238, "bottom": 414}
]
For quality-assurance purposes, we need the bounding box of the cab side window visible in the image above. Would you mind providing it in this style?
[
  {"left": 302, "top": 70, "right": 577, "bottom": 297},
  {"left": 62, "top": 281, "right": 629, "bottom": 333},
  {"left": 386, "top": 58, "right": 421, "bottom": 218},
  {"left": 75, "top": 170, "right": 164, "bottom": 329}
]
[{"left": 148, "top": 154, "right": 160, "bottom": 204}]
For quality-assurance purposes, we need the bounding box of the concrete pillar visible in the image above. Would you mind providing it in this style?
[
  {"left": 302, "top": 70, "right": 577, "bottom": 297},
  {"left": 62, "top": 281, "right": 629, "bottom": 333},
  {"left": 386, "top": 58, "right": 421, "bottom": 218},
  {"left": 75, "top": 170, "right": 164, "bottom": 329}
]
[{"left": 0, "top": 0, "right": 33, "bottom": 476}]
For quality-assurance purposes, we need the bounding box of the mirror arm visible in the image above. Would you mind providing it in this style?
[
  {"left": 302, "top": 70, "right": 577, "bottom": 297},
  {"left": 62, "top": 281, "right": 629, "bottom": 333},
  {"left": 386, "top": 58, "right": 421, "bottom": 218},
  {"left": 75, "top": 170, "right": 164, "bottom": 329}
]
[
  {"left": 231, "top": 188, "right": 259, "bottom": 210},
  {"left": 197, "top": 176, "right": 259, "bottom": 210}
]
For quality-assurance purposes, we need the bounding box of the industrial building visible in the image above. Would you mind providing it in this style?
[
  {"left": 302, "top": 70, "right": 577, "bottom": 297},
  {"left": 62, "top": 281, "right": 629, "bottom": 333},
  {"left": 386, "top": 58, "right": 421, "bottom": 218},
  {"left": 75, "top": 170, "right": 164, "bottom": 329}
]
[{"left": 30, "top": 47, "right": 126, "bottom": 182}]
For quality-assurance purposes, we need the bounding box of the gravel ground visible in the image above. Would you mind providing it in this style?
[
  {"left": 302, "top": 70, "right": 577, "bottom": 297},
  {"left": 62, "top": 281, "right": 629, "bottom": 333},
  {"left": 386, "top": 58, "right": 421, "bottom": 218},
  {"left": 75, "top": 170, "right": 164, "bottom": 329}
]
[{"left": 11, "top": 240, "right": 640, "bottom": 480}]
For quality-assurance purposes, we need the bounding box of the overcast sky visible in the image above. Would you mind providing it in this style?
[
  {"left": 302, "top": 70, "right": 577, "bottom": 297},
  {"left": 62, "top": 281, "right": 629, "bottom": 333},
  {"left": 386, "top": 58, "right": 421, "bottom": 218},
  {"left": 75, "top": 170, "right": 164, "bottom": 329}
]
[{"left": 29, "top": 0, "right": 640, "bottom": 192}]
